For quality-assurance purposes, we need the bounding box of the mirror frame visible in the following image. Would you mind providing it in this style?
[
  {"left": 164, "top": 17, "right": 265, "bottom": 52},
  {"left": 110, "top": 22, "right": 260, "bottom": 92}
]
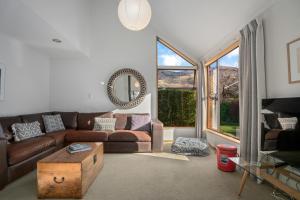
[{"left": 107, "top": 68, "right": 147, "bottom": 109}]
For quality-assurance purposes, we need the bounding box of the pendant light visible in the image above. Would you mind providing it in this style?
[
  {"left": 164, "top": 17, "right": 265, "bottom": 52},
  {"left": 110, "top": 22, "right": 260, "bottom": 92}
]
[{"left": 118, "top": 0, "right": 152, "bottom": 31}]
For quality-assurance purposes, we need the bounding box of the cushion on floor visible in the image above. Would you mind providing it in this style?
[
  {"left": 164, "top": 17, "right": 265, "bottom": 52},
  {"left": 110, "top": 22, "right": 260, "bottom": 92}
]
[
  {"left": 171, "top": 137, "right": 210, "bottom": 156},
  {"left": 7, "top": 136, "right": 56, "bottom": 165}
]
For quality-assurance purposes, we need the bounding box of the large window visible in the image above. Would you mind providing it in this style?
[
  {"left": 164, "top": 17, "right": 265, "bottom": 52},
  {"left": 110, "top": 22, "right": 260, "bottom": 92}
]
[
  {"left": 157, "top": 37, "right": 197, "bottom": 127},
  {"left": 207, "top": 42, "right": 240, "bottom": 139}
]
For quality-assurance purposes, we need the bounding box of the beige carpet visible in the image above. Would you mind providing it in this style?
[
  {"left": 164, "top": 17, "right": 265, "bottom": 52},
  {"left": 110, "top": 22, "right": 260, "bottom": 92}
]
[{"left": 0, "top": 145, "right": 275, "bottom": 200}]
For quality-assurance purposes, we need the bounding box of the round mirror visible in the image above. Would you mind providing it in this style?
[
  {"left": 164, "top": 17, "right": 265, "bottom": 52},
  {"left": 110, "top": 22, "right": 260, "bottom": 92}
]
[
  {"left": 113, "top": 75, "right": 141, "bottom": 102},
  {"left": 107, "top": 68, "right": 147, "bottom": 109}
]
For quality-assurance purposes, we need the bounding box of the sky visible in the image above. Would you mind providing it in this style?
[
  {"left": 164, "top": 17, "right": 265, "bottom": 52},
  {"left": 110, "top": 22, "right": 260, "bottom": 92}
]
[
  {"left": 218, "top": 47, "right": 239, "bottom": 67},
  {"left": 157, "top": 41, "right": 193, "bottom": 67},
  {"left": 157, "top": 41, "right": 239, "bottom": 68}
]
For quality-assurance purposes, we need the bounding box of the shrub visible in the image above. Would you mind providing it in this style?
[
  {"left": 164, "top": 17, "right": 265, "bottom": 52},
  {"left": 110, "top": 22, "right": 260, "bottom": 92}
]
[
  {"left": 220, "top": 99, "right": 239, "bottom": 124},
  {"left": 158, "top": 89, "right": 196, "bottom": 127}
]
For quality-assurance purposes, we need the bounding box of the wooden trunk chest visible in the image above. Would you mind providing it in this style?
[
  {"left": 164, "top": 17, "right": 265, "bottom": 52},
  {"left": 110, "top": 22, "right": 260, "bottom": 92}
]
[{"left": 37, "top": 142, "right": 104, "bottom": 199}]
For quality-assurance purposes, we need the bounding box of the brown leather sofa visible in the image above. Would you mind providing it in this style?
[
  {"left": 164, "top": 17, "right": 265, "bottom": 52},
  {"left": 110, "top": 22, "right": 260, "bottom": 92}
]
[{"left": 0, "top": 111, "right": 163, "bottom": 189}]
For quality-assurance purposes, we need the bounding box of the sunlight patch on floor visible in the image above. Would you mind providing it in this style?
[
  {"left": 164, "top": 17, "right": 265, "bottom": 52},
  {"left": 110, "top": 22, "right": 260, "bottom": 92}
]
[{"left": 136, "top": 152, "right": 190, "bottom": 161}]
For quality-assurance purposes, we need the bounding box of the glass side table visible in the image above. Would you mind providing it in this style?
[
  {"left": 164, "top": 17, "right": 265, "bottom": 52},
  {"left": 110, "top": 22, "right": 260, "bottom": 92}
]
[{"left": 229, "top": 156, "right": 300, "bottom": 199}]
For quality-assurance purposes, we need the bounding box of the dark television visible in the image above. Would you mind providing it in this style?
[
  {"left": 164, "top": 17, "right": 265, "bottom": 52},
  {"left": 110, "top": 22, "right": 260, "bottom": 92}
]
[
  {"left": 262, "top": 97, "right": 300, "bottom": 115},
  {"left": 261, "top": 97, "right": 300, "bottom": 169}
]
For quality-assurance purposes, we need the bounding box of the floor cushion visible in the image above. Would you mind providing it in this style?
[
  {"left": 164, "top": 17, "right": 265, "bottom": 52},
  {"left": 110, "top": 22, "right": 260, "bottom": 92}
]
[
  {"left": 7, "top": 136, "right": 56, "bottom": 166},
  {"left": 171, "top": 137, "right": 210, "bottom": 156},
  {"left": 65, "top": 130, "right": 108, "bottom": 142},
  {"left": 108, "top": 130, "right": 151, "bottom": 142}
]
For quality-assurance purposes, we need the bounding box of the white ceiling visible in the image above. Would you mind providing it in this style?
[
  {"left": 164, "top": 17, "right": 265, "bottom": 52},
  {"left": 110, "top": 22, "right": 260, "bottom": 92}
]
[
  {"left": 0, "top": 0, "right": 90, "bottom": 58},
  {"left": 150, "top": 0, "right": 277, "bottom": 61},
  {"left": 0, "top": 0, "right": 278, "bottom": 60}
]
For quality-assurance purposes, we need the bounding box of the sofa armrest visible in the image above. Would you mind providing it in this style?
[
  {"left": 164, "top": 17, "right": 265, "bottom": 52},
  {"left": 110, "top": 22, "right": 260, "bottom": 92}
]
[
  {"left": 151, "top": 119, "right": 164, "bottom": 152},
  {"left": 0, "top": 123, "right": 8, "bottom": 189},
  {"left": 0, "top": 138, "right": 8, "bottom": 189}
]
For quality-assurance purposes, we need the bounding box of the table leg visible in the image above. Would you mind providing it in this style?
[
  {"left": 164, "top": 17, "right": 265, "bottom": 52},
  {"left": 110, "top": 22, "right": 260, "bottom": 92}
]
[{"left": 238, "top": 170, "right": 249, "bottom": 196}]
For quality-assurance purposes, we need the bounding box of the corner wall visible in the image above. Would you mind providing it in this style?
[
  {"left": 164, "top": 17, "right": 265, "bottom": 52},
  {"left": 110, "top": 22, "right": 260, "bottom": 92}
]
[
  {"left": 49, "top": 0, "right": 157, "bottom": 115},
  {"left": 0, "top": 34, "right": 50, "bottom": 116},
  {"left": 262, "top": 0, "right": 300, "bottom": 98},
  {"left": 205, "top": 0, "right": 300, "bottom": 147}
]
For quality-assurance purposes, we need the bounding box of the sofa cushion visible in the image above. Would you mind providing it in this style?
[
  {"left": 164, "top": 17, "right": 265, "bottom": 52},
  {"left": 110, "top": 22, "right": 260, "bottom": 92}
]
[
  {"left": 0, "top": 116, "right": 22, "bottom": 142},
  {"left": 53, "top": 112, "right": 78, "bottom": 129},
  {"left": 265, "top": 129, "right": 282, "bottom": 140},
  {"left": 65, "top": 130, "right": 108, "bottom": 142},
  {"left": 130, "top": 114, "right": 151, "bottom": 132},
  {"left": 93, "top": 118, "right": 116, "bottom": 131},
  {"left": 7, "top": 136, "right": 56, "bottom": 166},
  {"left": 77, "top": 112, "right": 113, "bottom": 130},
  {"left": 42, "top": 114, "right": 66, "bottom": 133},
  {"left": 108, "top": 130, "right": 151, "bottom": 142},
  {"left": 114, "top": 113, "right": 131, "bottom": 130},
  {"left": 21, "top": 113, "right": 50, "bottom": 133},
  {"left": 46, "top": 130, "right": 67, "bottom": 147},
  {"left": 12, "top": 121, "right": 45, "bottom": 142}
]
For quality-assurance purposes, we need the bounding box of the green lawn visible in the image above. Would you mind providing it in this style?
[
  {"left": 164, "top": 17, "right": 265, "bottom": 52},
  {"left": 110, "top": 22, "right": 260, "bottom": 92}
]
[{"left": 220, "top": 124, "right": 239, "bottom": 137}]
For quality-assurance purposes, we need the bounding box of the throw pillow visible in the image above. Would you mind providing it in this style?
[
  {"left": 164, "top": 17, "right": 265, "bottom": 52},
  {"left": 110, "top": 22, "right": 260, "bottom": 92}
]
[
  {"left": 12, "top": 121, "right": 44, "bottom": 142},
  {"left": 278, "top": 117, "right": 298, "bottom": 130},
  {"left": 42, "top": 114, "right": 65, "bottom": 133},
  {"left": 130, "top": 114, "right": 151, "bottom": 132},
  {"left": 93, "top": 118, "right": 116, "bottom": 131}
]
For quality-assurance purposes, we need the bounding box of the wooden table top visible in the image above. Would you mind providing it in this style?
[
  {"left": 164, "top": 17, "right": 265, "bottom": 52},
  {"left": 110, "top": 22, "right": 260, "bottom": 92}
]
[{"left": 38, "top": 142, "right": 103, "bottom": 163}]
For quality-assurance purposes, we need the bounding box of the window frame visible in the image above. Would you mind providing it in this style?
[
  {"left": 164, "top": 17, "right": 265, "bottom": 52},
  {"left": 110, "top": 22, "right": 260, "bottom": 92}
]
[
  {"left": 156, "top": 37, "right": 198, "bottom": 67},
  {"left": 156, "top": 37, "right": 198, "bottom": 128},
  {"left": 205, "top": 40, "right": 240, "bottom": 139}
]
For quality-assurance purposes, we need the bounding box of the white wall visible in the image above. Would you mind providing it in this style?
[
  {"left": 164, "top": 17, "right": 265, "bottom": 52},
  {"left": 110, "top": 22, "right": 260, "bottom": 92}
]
[
  {"left": 0, "top": 34, "right": 50, "bottom": 116},
  {"left": 49, "top": 0, "right": 157, "bottom": 115},
  {"left": 262, "top": 0, "right": 300, "bottom": 98}
]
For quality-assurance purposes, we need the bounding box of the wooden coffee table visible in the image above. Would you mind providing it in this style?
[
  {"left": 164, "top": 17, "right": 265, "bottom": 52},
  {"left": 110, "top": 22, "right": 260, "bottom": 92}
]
[{"left": 37, "top": 142, "right": 104, "bottom": 199}]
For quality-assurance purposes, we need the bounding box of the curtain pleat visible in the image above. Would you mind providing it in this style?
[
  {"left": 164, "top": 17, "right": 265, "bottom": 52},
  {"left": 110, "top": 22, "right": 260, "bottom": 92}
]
[
  {"left": 196, "top": 63, "right": 205, "bottom": 138},
  {"left": 239, "top": 19, "right": 266, "bottom": 163}
]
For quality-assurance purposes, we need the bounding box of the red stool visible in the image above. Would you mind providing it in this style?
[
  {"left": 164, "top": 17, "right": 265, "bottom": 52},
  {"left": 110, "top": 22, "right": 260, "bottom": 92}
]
[{"left": 216, "top": 144, "right": 238, "bottom": 172}]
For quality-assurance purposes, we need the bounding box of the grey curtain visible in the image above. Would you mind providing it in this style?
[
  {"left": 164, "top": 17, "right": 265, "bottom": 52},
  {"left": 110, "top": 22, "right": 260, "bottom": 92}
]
[
  {"left": 239, "top": 19, "right": 266, "bottom": 163},
  {"left": 196, "top": 63, "right": 206, "bottom": 138}
]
